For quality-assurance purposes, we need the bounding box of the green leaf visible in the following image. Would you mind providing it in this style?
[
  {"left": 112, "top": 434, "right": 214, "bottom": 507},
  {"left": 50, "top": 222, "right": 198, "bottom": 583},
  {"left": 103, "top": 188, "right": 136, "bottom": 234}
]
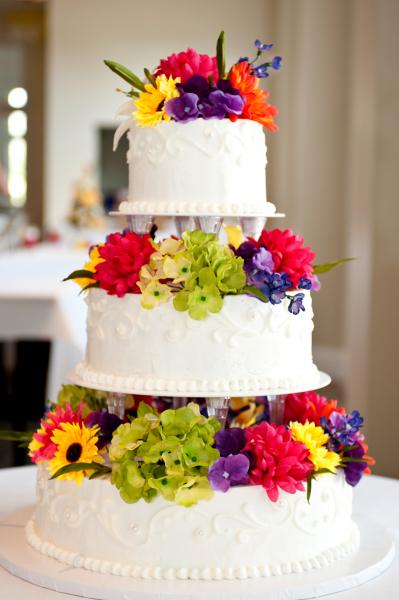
[
  {"left": 306, "top": 474, "right": 312, "bottom": 503},
  {"left": 63, "top": 269, "right": 95, "bottom": 282},
  {"left": 79, "top": 282, "right": 100, "bottom": 294},
  {"left": 340, "top": 457, "right": 367, "bottom": 464},
  {"left": 144, "top": 68, "right": 156, "bottom": 86},
  {"left": 313, "top": 468, "right": 336, "bottom": 475},
  {"left": 216, "top": 31, "right": 226, "bottom": 79},
  {"left": 241, "top": 285, "right": 269, "bottom": 302},
  {"left": 50, "top": 462, "right": 110, "bottom": 480},
  {"left": 313, "top": 258, "right": 355, "bottom": 275},
  {"left": 104, "top": 59, "right": 146, "bottom": 92},
  {"left": 0, "top": 430, "right": 34, "bottom": 442}
]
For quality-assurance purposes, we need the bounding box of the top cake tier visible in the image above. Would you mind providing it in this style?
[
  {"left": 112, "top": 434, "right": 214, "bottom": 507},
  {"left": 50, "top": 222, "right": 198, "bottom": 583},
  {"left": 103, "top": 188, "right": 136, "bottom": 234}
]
[{"left": 117, "top": 118, "right": 277, "bottom": 217}]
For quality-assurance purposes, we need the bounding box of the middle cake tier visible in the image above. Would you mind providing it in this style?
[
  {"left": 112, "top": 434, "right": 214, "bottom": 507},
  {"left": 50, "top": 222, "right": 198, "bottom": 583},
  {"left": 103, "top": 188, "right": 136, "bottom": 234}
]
[{"left": 71, "top": 288, "right": 325, "bottom": 396}]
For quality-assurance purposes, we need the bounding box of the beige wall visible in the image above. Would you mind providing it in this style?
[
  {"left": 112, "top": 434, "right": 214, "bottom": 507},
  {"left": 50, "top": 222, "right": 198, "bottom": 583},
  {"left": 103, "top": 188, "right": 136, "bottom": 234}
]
[
  {"left": 45, "top": 0, "right": 272, "bottom": 228},
  {"left": 46, "top": 0, "right": 399, "bottom": 476}
]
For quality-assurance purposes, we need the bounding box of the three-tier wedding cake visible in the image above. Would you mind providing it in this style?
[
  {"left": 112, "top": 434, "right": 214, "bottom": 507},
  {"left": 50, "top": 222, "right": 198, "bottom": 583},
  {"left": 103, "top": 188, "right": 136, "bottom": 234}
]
[{"left": 25, "top": 33, "right": 372, "bottom": 583}]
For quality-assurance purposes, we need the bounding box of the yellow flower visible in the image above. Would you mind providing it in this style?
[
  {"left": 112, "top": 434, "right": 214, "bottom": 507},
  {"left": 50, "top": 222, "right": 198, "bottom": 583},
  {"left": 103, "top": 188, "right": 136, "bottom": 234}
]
[
  {"left": 49, "top": 422, "right": 102, "bottom": 484},
  {"left": 75, "top": 245, "right": 104, "bottom": 289},
  {"left": 224, "top": 225, "right": 244, "bottom": 249},
  {"left": 133, "top": 75, "right": 180, "bottom": 127},
  {"left": 140, "top": 279, "right": 172, "bottom": 309},
  {"left": 289, "top": 421, "right": 341, "bottom": 473}
]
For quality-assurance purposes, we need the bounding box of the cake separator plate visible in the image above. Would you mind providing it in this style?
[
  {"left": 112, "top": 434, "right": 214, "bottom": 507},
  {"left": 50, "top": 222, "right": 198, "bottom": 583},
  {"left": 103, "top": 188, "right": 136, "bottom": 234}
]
[
  {"left": 68, "top": 369, "right": 331, "bottom": 398},
  {"left": 0, "top": 508, "right": 394, "bottom": 600}
]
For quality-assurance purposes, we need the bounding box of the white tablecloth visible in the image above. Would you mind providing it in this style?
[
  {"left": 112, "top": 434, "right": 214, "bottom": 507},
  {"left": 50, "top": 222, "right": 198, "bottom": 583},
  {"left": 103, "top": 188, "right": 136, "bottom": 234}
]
[
  {"left": 0, "top": 245, "right": 88, "bottom": 402},
  {"left": 0, "top": 466, "right": 398, "bottom": 599}
]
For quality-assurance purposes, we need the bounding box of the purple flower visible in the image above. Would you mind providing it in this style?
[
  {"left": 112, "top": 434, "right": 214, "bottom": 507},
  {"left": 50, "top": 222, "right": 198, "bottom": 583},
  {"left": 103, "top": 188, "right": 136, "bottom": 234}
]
[
  {"left": 342, "top": 442, "right": 368, "bottom": 487},
  {"left": 237, "top": 56, "right": 249, "bottom": 64},
  {"left": 298, "top": 277, "right": 312, "bottom": 290},
  {"left": 165, "top": 93, "right": 199, "bottom": 122},
  {"left": 235, "top": 240, "right": 258, "bottom": 262},
  {"left": 252, "top": 247, "right": 274, "bottom": 271},
  {"left": 216, "top": 79, "right": 241, "bottom": 96},
  {"left": 288, "top": 293, "right": 306, "bottom": 315},
  {"left": 271, "top": 56, "right": 282, "bottom": 70},
  {"left": 215, "top": 428, "right": 247, "bottom": 457},
  {"left": 311, "top": 275, "right": 321, "bottom": 291},
  {"left": 85, "top": 410, "right": 123, "bottom": 449},
  {"left": 259, "top": 272, "right": 292, "bottom": 304},
  {"left": 208, "top": 454, "right": 250, "bottom": 492},
  {"left": 253, "top": 63, "right": 269, "bottom": 78},
  {"left": 321, "top": 410, "right": 364, "bottom": 451},
  {"left": 178, "top": 74, "right": 210, "bottom": 98},
  {"left": 255, "top": 40, "right": 274, "bottom": 51},
  {"left": 201, "top": 90, "right": 244, "bottom": 119}
]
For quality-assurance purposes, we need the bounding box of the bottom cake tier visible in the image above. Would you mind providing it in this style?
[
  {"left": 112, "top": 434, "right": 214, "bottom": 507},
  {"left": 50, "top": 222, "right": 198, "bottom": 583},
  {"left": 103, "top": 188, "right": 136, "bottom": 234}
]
[{"left": 27, "top": 465, "right": 359, "bottom": 581}]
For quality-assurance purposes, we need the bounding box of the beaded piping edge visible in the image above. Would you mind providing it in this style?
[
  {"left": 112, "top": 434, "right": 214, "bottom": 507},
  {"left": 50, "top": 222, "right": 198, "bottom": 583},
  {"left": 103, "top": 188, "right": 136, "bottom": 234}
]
[{"left": 26, "top": 519, "right": 360, "bottom": 581}]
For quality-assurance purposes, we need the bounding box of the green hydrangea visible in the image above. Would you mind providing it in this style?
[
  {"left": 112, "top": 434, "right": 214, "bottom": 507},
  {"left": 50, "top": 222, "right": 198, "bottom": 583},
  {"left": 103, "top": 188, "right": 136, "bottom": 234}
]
[
  {"left": 110, "top": 402, "right": 220, "bottom": 507},
  {"left": 56, "top": 384, "right": 107, "bottom": 415}
]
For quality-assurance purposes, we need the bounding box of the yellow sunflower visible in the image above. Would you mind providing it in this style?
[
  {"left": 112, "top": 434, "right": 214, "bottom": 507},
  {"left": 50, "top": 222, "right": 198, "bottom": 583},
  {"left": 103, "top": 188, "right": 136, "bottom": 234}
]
[
  {"left": 75, "top": 245, "right": 104, "bottom": 289},
  {"left": 289, "top": 420, "right": 341, "bottom": 473},
  {"left": 134, "top": 74, "right": 180, "bottom": 127},
  {"left": 49, "top": 422, "right": 102, "bottom": 484}
]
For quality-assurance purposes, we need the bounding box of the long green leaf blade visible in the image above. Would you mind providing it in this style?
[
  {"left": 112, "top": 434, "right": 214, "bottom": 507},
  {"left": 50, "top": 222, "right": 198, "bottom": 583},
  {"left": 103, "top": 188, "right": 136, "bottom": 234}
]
[
  {"left": 241, "top": 285, "right": 269, "bottom": 303},
  {"left": 144, "top": 68, "right": 156, "bottom": 87},
  {"left": 216, "top": 31, "right": 226, "bottom": 79},
  {"left": 0, "top": 430, "right": 33, "bottom": 442},
  {"left": 104, "top": 59, "right": 146, "bottom": 92},
  {"left": 50, "top": 462, "right": 111, "bottom": 480},
  {"left": 63, "top": 269, "right": 94, "bottom": 282},
  {"left": 313, "top": 257, "right": 355, "bottom": 275}
]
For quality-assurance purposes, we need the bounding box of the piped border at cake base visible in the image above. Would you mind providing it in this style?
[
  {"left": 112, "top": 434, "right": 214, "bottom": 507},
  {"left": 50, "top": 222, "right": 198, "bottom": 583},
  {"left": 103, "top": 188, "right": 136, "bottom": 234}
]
[{"left": 69, "top": 363, "right": 331, "bottom": 397}]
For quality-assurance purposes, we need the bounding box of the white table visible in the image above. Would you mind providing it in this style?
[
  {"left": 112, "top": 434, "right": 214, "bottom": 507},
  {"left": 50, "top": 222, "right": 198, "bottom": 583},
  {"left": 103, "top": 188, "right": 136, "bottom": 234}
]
[
  {"left": 0, "top": 466, "right": 398, "bottom": 599},
  {"left": 0, "top": 245, "right": 88, "bottom": 402}
]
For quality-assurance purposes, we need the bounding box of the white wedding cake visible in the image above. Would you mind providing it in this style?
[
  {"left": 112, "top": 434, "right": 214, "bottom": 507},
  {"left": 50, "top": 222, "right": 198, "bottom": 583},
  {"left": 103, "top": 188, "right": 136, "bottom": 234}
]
[{"left": 24, "top": 34, "right": 372, "bottom": 586}]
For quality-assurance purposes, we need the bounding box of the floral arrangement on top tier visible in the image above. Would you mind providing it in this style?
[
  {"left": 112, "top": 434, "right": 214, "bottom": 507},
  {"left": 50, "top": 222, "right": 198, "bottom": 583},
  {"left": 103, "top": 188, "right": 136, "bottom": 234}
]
[
  {"left": 23, "top": 386, "right": 373, "bottom": 507},
  {"left": 65, "top": 228, "right": 349, "bottom": 320},
  {"left": 104, "top": 32, "right": 281, "bottom": 129}
]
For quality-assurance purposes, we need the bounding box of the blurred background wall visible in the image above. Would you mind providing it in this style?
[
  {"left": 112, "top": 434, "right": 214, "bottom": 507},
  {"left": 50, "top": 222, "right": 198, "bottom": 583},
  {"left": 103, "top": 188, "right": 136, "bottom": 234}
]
[{"left": 0, "top": 0, "right": 398, "bottom": 475}]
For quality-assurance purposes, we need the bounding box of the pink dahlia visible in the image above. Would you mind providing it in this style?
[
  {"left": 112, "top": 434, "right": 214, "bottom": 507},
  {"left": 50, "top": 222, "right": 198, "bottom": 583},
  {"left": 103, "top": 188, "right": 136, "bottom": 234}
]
[
  {"left": 284, "top": 392, "right": 345, "bottom": 426},
  {"left": 155, "top": 48, "right": 219, "bottom": 84},
  {"left": 29, "top": 403, "right": 83, "bottom": 463},
  {"left": 244, "top": 421, "right": 313, "bottom": 502},
  {"left": 256, "top": 229, "right": 316, "bottom": 289},
  {"left": 94, "top": 232, "right": 155, "bottom": 297}
]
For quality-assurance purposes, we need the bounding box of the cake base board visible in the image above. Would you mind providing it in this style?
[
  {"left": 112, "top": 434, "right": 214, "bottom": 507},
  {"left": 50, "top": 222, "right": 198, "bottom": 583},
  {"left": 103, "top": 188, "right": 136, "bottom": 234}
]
[
  {"left": 68, "top": 370, "right": 331, "bottom": 398},
  {"left": 0, "top": 508, "right": 394, "bottom": 600}
]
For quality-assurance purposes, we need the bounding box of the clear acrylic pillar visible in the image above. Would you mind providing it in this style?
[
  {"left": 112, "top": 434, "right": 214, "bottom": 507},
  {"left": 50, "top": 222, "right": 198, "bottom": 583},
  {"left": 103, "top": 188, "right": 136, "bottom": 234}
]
[
  {"left": 206, "top": 397, "right": 230, "bottom": 430},
  {"left": 267, "top": 394, "right": 286, "bottom": 425},
  {"left": 107, "top": 392, "right": 126, "bottom": 420}
]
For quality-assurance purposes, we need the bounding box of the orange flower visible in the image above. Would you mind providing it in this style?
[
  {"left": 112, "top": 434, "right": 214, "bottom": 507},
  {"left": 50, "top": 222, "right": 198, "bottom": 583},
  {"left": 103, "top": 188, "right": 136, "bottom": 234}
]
[
  {"left": 229, "top": 61, "right": 259, "bottom": 96},
  {"left": 229, "top": 60, "right": 278, "bottom": 131},
  {"left": 241, "top": 88, "right": 278, "bottom": 131},
  {"left": 360, "top": 440, "right": 376, "bottom": 475}
]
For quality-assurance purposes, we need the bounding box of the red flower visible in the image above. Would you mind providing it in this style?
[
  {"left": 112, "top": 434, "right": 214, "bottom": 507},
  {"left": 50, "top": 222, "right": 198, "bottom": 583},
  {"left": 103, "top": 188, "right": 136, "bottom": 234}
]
[
  {"left": 245, "top": 421, "right": 313, "bottom": 502},
  {"left": 256, "top": 229, "right": 316, "bottom": 289},
  {"left": 94, "top": 232, "right": 155, "bottom": 297},
  {"left": 29, "top": 403, "right": 83, "bottom": 463},
  {"left": 284, "top": 392, "right": 345, "bottom": 426},
  {"left": 155, "top": 49, "right": 219, "bottom": 84},
  {"left": 228, "top": 61, "right": 278, "bottom": 131}
]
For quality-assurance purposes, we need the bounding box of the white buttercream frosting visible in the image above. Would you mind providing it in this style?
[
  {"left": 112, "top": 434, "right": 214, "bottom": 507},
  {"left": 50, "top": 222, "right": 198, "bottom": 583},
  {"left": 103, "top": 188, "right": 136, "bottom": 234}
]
[
  {"left": 27, "top": 466, "right": 359, "bottom": 580},
  {"left": 119, "top": 119, "right": 275, "bottom": 216},
  {"left": 70, "top": 288, "right": 321, "bottom": 396}
]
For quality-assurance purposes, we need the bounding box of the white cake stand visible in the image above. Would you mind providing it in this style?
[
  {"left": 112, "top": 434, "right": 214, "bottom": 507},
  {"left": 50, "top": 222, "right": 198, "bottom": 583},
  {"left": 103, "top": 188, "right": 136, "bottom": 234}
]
[{"left": 0, "top": 508, "right": 394, "bottom": 600}]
